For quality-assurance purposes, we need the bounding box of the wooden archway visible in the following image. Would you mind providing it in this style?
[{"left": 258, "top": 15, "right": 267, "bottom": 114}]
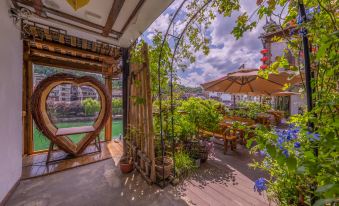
[{"left": 31, "top": 73, "right": 111, "bottom": 155}]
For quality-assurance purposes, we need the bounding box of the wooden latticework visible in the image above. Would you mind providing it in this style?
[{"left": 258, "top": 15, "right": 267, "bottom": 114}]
[{"left": 126, "top": 44, "right": 156, "bottom": 183}]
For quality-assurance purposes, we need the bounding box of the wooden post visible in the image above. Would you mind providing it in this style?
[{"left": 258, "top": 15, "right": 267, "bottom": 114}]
[
  {"left": 142, "top": 44, "right": 156, "bottom": 182},
  {"left": 22, "top": 44, "right": 29, "bottom": 155},
  {"left": 27, "top": 60, "right": 34, "bottom": 154},
  {"left": 105, "top": 75, "right": 113, "bottom": 141},
  {"left": 122, "top": 48, "right": 129, "bottom": 155}
]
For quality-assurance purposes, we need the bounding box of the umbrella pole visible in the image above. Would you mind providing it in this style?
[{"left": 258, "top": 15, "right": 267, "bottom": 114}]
[{"left": 298, "top": 1, "right": 316, "bottom": 204}]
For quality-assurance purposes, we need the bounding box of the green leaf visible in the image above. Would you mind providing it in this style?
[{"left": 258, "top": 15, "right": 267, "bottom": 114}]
[
  {"left": 286, "top": 157, "right": 297, "bottom": 171},
  {"left": 296, "top": 166, "right": 306, "bottom": 174},
  {"left": 304, "top": 151, "right": 316, "bottom": 163},
  {"left": 266, "top": 144, "right": 276, "bottom": 158},
  {"left": 316, "top": 184, "right": 335, "bottom": 193},
  {"left": 246, "top": 139, "right": 253, "bottom": 148},
  {"left": 314, "top": 198, "right": 337, "bottom": 206}
]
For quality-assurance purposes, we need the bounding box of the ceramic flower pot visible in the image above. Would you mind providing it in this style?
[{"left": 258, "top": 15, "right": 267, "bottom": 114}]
[{"left": 119, "top": 157, "right": 133, "bottom": 174}]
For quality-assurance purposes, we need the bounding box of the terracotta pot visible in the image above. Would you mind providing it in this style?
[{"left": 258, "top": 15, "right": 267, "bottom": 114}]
[
  {"left": 155, "top": 156, "right": 173, "bottom": 180},
  {"left": 119, "top": 157, "right": 133, "bottom": 174}
]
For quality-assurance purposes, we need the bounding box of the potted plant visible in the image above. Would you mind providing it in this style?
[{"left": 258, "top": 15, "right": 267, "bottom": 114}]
[
  {"left": 119, "top": 156, "right": 133, "bottom": 174},
  {"left": 155, "top": 156, "right": 173, "bottom": 180},
  {"left": 191, "top": 152, "right": 201, "bottom": 168},
  {"left": 119, "top": 133, "right": 134, "bottom": 174}
]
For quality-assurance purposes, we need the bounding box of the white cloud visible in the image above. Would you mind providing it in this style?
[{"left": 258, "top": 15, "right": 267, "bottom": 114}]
[{"left": 144, "top": 0, "right": 266, "bottom": 87}]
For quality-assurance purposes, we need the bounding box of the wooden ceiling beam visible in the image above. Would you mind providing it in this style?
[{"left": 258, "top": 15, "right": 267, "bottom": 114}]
[
  {"left": 121, "top": 0, "right": 145, "bottom": 33},
  {"left": 30, "top": 56, "right": 110, "bottom": 74},
  {"left": 30, "top": 49, "right": 105, "bottom": 67},
  {"left": 102, "top": 0, "right": 125, "bottom": 37}
]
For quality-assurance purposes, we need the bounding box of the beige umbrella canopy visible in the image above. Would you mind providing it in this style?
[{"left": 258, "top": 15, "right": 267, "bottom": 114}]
[
  {"left": 201, "top": 69, "right": 300, "bottom": 95},
  {"left": 271, "top": 91, "right": 300, "bottom": 96}
]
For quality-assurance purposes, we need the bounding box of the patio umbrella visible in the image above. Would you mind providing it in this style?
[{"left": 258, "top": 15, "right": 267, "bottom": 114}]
[
  {"left": 201, "top": 69, "right": 300, "bottom": 95},
  {"left": 271, "top": 91, "right": 300, "bottom": 96}
]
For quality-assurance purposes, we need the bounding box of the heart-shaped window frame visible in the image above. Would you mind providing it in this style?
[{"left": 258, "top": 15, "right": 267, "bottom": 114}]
[{"left": 31, "top": 73, "right": 111, "bottom": 155}]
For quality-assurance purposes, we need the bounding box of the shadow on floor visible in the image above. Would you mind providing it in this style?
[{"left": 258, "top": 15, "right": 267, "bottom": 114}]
[
  {"left": 7, "top": 157, "right": 188, "bottom": 206},
  {"left": 7, "top": 143, "right": 270, "bottom": 206}
]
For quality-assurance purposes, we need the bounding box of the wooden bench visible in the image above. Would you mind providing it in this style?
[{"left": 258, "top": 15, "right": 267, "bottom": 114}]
[
  {"left": 198, "top": 129, "right": 237, "bottom": 154},
  {"left": 55, "top": 126, "right": 95, "bottom": 136}
]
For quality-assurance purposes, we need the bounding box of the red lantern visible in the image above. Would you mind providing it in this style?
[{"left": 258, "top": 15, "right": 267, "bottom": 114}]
[
  {"left": 260, "top": 49, "right": 269, "bottom": 54},
  {"left": 260, "top": 56, "right": 269, "bottom": 62},
  {"left": 260, "top": 65, "right": 268, "bottom": 70}
]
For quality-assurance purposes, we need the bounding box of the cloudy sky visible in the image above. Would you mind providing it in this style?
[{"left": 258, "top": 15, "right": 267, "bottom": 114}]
[{"left": 142, "top": 0, "right": 266, "bottom": 87}]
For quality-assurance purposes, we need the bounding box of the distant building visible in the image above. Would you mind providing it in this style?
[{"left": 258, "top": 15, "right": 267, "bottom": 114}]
[
  {"left": 33, "top": 73, "right": 99, "bottom": 103},
  {"left": 259, "top": 19, "right": 306, "bottom": 115},
  {"left": 112, "top": 89, "right": 122, "bottom": 98},
  {"left": 259, "top": 19, "right": 296, "bottom": 68}
]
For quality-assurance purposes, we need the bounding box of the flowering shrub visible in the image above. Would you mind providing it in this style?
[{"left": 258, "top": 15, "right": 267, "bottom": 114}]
[
  {"left": 254, "top": 177, "right": 267, "bottom": 193},
  {"left": 249, "top": 120, "right": 338, "bottom": 205}
]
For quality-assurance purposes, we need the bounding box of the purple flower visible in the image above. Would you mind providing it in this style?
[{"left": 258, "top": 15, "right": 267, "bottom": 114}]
[
  {"left": 294, "top": 142, "right": 301, "bottom": 148},
  {"left": 259, "top": 150, "right": 266, "bottom": 156},
  {"left": 296, "top": 15, "right": 303, "bottom": 24},
  {"left": 283, "top": 149, "right": 289, "bottom": 158},
  {"left": 254, "top": 178, "right": 267, "bottom": 193},
  {"left": 307, "top": 132, "right": 320, "bottom": 141}
]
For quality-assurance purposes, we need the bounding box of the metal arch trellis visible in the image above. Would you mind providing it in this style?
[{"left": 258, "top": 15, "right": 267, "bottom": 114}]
[{"left": 156, "top": 0, "right": 213, "bottom": 187}]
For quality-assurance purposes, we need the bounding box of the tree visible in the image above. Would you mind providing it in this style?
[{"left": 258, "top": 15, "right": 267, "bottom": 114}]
[{"left": 82, "top": 98, "right": 100, "bottom": 116}]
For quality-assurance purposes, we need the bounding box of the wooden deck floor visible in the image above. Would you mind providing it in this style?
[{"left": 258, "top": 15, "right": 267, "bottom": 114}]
[
  {"left": 8, "top": 142, "right": 271, "bottom": 206},
  {"left": 22, "top": 140, "right": 123, "bottom": 179},
  {"left": 174, "top": 144, "right": 270, "bottom": 206}
]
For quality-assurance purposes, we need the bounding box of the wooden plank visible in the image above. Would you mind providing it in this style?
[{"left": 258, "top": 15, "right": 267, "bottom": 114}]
[
  {"left": 55, "top": 126, "right": 95, "bottom": 136},
  {"left": 143, "top": 44, "right": 156, "bottom": 182},
  {"left": 102, "top": 0, "right": 125, "bottom": 36},
  {"left": 27, "top": 60, "right": 34, "bottom": 154}
]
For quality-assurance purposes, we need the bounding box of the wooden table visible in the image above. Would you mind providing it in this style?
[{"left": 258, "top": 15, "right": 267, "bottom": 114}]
[{"left": 219, "top": 118, "right": 255, "bottom": 145}]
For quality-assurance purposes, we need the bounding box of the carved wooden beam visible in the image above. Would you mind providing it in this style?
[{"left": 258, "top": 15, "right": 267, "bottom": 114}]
[
  {"left": 30, "top": 48, "right": 105, "bottom": 67},
  {"left": 30, "top": 56, "right": 110, "bottom": 74},
  {"left": 102, "top": 0, "right": 125, "bottom": 37},
  {"left": 30, "top": 40, "right": 120, "bottom": 63}
]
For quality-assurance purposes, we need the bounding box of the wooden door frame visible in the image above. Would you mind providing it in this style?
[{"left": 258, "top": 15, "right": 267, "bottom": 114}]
[{"left": 22, "top": 49, "right": 114, "bottom": 155}]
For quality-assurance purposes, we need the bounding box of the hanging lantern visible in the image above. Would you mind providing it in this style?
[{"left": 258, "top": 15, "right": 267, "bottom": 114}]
[
  {"left": 260, "top": 48, "right": 269, "bottom": 54},
  {"left": 260, "top": 56, "right": 269, "bottom": 62},
  {"left": 260, "top": 65, "right": 268, "bottom": 70},
  {"left": 66, "top": 0, "right": 90, "bottom": 11}
]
